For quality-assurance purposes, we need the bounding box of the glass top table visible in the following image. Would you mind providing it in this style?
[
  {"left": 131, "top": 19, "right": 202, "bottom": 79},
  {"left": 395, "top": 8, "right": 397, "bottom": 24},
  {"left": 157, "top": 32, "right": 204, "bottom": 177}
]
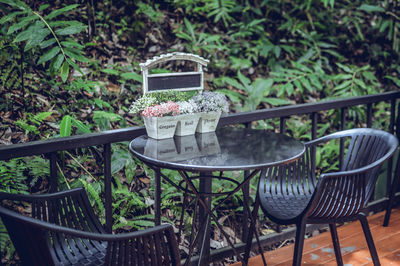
[
  {"left": 129, "top": 127, "right": 305, "bottom": 265},
  {"left": 130, "top": 127, "right": 305, "bottom": 172}
]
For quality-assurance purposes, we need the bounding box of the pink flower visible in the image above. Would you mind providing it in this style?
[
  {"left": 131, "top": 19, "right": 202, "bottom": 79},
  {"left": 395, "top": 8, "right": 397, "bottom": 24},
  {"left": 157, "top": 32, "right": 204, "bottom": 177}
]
[{"left": 141, "top": 101, "right": 180, "bottom": 117}]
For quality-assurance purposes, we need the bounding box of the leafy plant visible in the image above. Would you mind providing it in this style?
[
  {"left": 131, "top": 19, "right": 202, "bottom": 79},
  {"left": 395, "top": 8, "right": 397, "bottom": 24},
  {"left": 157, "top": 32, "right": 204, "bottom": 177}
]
[
  {"left": 204, "top": 0, "right": 236, "bottom": 27},
  {"left": 0, "top": 156, "right": 50, "bottom": 259},
  {"left": 174, "top": 18, "right": 224, "bottom": 54},
  {"left": 221, "top": 71, "right": 291, "bottom": 111},
  {"left": 315, "top": 139, "right": 340, "bottom": 172},
  {"left": 330, "top": 63, "right": 381, "bottom": 97},
  {"left": 59, "top": 115, "right": 91, "bottom": 137},
  {"left": 0, "top": 220, "right": 14, "bottom": 263},
  {"left": 135, "top": 2, "right": 163, "bottom": 24},
  {"left": 271, "top": 61, "right": 326, "bottom": 99},
  {"left": 0, "top": 0, "right": 89, "bottom": 82},
  {"left": 80, "top": 178, "right": 105, "bottom": 223},
  {"left": 15, "top": 111, "right": 53, "bottom": 135},
  {"left": 0, "top": 159, "right": 28, "bottom": 194},
  {"left": 92, "top": 111, "right": 124, "bottom": 131}
]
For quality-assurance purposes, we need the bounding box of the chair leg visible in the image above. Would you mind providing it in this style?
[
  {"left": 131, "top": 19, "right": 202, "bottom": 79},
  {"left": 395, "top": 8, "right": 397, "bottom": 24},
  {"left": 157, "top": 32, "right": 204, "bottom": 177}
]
[
  {"left": 293, "top": 220, "right": 306, "bottom": 266},
  {"left": 359, "top": 213, "right": 381, "bottom": 266},
  {"left": 329, "top": 223, "right": 343, "bottom": 265}
]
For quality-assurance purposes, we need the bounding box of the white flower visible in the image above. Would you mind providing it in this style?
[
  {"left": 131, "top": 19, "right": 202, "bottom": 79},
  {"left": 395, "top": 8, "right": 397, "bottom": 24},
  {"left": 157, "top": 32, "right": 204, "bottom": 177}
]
[
  {"left": 178, "top": 99, "right": 199, "bottom": 114},
  {"left": 129, "top": 95, "right": 158, "bottom": 114},
  {"left": 192, "top": 91, "right": 229, "bottom": 113}
]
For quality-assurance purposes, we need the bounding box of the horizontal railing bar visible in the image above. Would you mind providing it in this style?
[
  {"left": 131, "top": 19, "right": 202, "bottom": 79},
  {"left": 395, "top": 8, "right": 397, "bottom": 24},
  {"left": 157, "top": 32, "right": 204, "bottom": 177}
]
[
  {"left": 219, "top": 91, "right": 400, "bottom": 126},
  {"left": 1, "top": 91, "right": 399, "bottom": 161},
  {"left": 0, "top": 127, "right": 146, "bottom": 160}
]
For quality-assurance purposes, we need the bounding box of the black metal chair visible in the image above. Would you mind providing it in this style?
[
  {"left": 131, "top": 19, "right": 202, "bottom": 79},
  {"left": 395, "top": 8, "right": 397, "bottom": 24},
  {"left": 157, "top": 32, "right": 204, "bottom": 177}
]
[
  {"left": 257, "top": 128, "right": 398, "bottom": 266},
  {"left": 0, "top": 188, "right": 180, "bottom": 266}
]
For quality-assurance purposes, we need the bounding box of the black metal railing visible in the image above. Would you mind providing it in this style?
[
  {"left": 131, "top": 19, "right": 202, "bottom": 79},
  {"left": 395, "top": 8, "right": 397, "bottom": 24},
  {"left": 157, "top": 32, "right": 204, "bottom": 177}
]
[{"left": 1, "top": 90, "right": 399, "bottom": 262}]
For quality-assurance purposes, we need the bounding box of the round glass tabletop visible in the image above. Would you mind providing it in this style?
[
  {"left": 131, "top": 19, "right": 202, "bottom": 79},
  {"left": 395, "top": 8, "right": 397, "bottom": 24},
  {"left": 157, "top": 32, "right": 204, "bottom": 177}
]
[{"left": 129, "top": 127, "right": 305, "bottom": 172}]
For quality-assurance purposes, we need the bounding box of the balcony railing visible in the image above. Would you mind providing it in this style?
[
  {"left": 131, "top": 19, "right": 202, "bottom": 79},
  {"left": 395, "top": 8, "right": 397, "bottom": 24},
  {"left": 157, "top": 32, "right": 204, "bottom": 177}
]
[{"left": 1, "top": 90, "right": 399, "bottom": 263}]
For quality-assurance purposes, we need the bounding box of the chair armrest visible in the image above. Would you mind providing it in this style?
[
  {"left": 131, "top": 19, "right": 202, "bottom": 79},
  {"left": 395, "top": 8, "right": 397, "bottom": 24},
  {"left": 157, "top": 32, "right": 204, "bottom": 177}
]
[
  {"left": 0, "top": 205, "right": 173, "bottom": 241},
  {"left": 319, "top": 146, "right": 396, "bottom": 180},
  {"left": 0, "top": 187, "right": 85, "bottom": 202}
]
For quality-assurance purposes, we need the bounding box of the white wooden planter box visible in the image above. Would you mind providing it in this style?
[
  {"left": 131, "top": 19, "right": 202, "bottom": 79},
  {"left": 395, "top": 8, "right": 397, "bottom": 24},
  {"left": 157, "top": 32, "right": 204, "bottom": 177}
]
[
  {"left": 196, "top": 111, "right": 221, "bottom": 133},
  {"left": 143, "top": 116, "right": 178, "bottom": 139},
  {"left": 175, "top": 113, "right": 201, "bottom": 136}
]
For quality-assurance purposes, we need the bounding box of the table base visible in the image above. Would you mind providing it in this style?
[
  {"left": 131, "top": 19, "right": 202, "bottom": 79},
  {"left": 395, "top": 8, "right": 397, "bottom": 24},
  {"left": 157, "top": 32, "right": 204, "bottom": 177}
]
[{"left": 154, "top": 167, "right": 267, "bottom": 266}]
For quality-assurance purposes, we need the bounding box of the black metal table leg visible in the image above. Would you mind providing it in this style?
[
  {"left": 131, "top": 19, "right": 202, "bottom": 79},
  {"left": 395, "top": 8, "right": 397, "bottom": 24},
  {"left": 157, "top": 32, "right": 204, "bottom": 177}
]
[
  {"left": 178, "top": 170, "right": 247, "bottom": 265},
  {"left": 243, "top": 190, "right": 267, "bottom": 265},
  {"left": 197, "top": 174, "right": 212, "bottom": 265},
  {"left": 242, "top": 171, "right": 250, "bottom": 242}
]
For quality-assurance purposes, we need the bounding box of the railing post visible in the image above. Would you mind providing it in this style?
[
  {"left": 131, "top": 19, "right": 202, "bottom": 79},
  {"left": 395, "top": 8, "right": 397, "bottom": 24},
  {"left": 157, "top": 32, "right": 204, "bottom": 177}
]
[
  {"left": 367, "top": 103, "right": 375, "bottom": 200},
  {"left": 311, "top": 112, "right": 317, "bottom": 140},
  {"left": 366, "top": 103, "right": 372, "bottom": 128},
  {"left": 280, "top": 117, "right": 287, "bottom": 134},
  {"left": 311, "top": 112, "right": 317, "bottom": 172},
  {"left": 340, "top": 107, "right": 347, "bottom": 170},
  {"left": 49, "top": 152, "right": 58, "bottom": 192},
  {"left": 103, "top": 143, "right": 112, "bottom": 233}
]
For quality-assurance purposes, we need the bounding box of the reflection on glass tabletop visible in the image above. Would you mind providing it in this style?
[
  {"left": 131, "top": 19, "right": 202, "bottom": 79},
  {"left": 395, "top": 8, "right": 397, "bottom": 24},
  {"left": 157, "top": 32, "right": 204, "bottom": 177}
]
[{"left": 129, "top": 127, "right": 305, "bottom": 171}]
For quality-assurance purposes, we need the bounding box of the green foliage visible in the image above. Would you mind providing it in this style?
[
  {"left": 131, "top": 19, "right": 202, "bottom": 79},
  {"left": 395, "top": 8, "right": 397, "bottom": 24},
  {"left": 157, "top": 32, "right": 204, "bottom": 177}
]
[
  {"left": 331, "top": 63, "right": 382, "bottom": 97},
  {"left": 80, "top": 178, "right": 105, "bottom": 222},
  {"left": 0, "top": 220, "right": 14, "bottom": 262},
  {"left": 1, "top": 1, "right": 400, "bottom": 262},
  {"left": 0, "top": 0, "right": 88, "bottom": 82},
  {"left": 271, "top": 62, "right": 326, "bottom": 98},
  {"left": 135, "top": 2, "right": 163, "bottom": 24},
  {"left": 93, "top": 111, "right": 123, "bottom": 131},
  {"left": 315, "top": 140, "right": 340, "bottom": 172},
  {"left": 221, "top": 71, "right": 291, "bottom": 111},
  {"left": 59, "top": 115, "right": 91, "bottom": 136},
  {"left": 0, "top": 155, "right": 50, "bottom": 258},
  {"left": 204, "top": 0, "right": 236, "bottom": 27},
  {"left": 0, "top": 155, "right": 47, "bottom": 197},
  {"left": 150, "top": 90, "right": 196, "bottom": 103},
  {"left": 174, "top": 18, "right": 224, "bottom": 54},
  {"left": 0, "top": 159, "right": 28, "bottom": 194},
  {"left": 59, "top": 115, "right": 71, "bottom": 137},
  {"left": 15, "top": 111, "right": 52, "bottom": 135},
  {"left": 112, "top": 187, "right": 152, "bottom": 230}
]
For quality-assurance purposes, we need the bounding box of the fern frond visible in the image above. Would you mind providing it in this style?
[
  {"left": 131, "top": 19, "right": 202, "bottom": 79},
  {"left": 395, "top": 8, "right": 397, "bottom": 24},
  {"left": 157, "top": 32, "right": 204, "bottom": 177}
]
[{"left": 80, "top": 179, "right": 105, "bottom": 222}]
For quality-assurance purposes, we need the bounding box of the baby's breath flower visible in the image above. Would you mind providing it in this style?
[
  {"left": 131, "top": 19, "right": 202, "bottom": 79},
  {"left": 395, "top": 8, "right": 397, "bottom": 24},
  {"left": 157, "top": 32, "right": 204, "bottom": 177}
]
[
  {"left": 192, "top": 91, "right": 229, "bottom": 113},
  {"left": 129, "top": 95, "right": 158, "bottom": 114},
  {"left": 178, "top": 99, "right": 199, "bottom": 114}
]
